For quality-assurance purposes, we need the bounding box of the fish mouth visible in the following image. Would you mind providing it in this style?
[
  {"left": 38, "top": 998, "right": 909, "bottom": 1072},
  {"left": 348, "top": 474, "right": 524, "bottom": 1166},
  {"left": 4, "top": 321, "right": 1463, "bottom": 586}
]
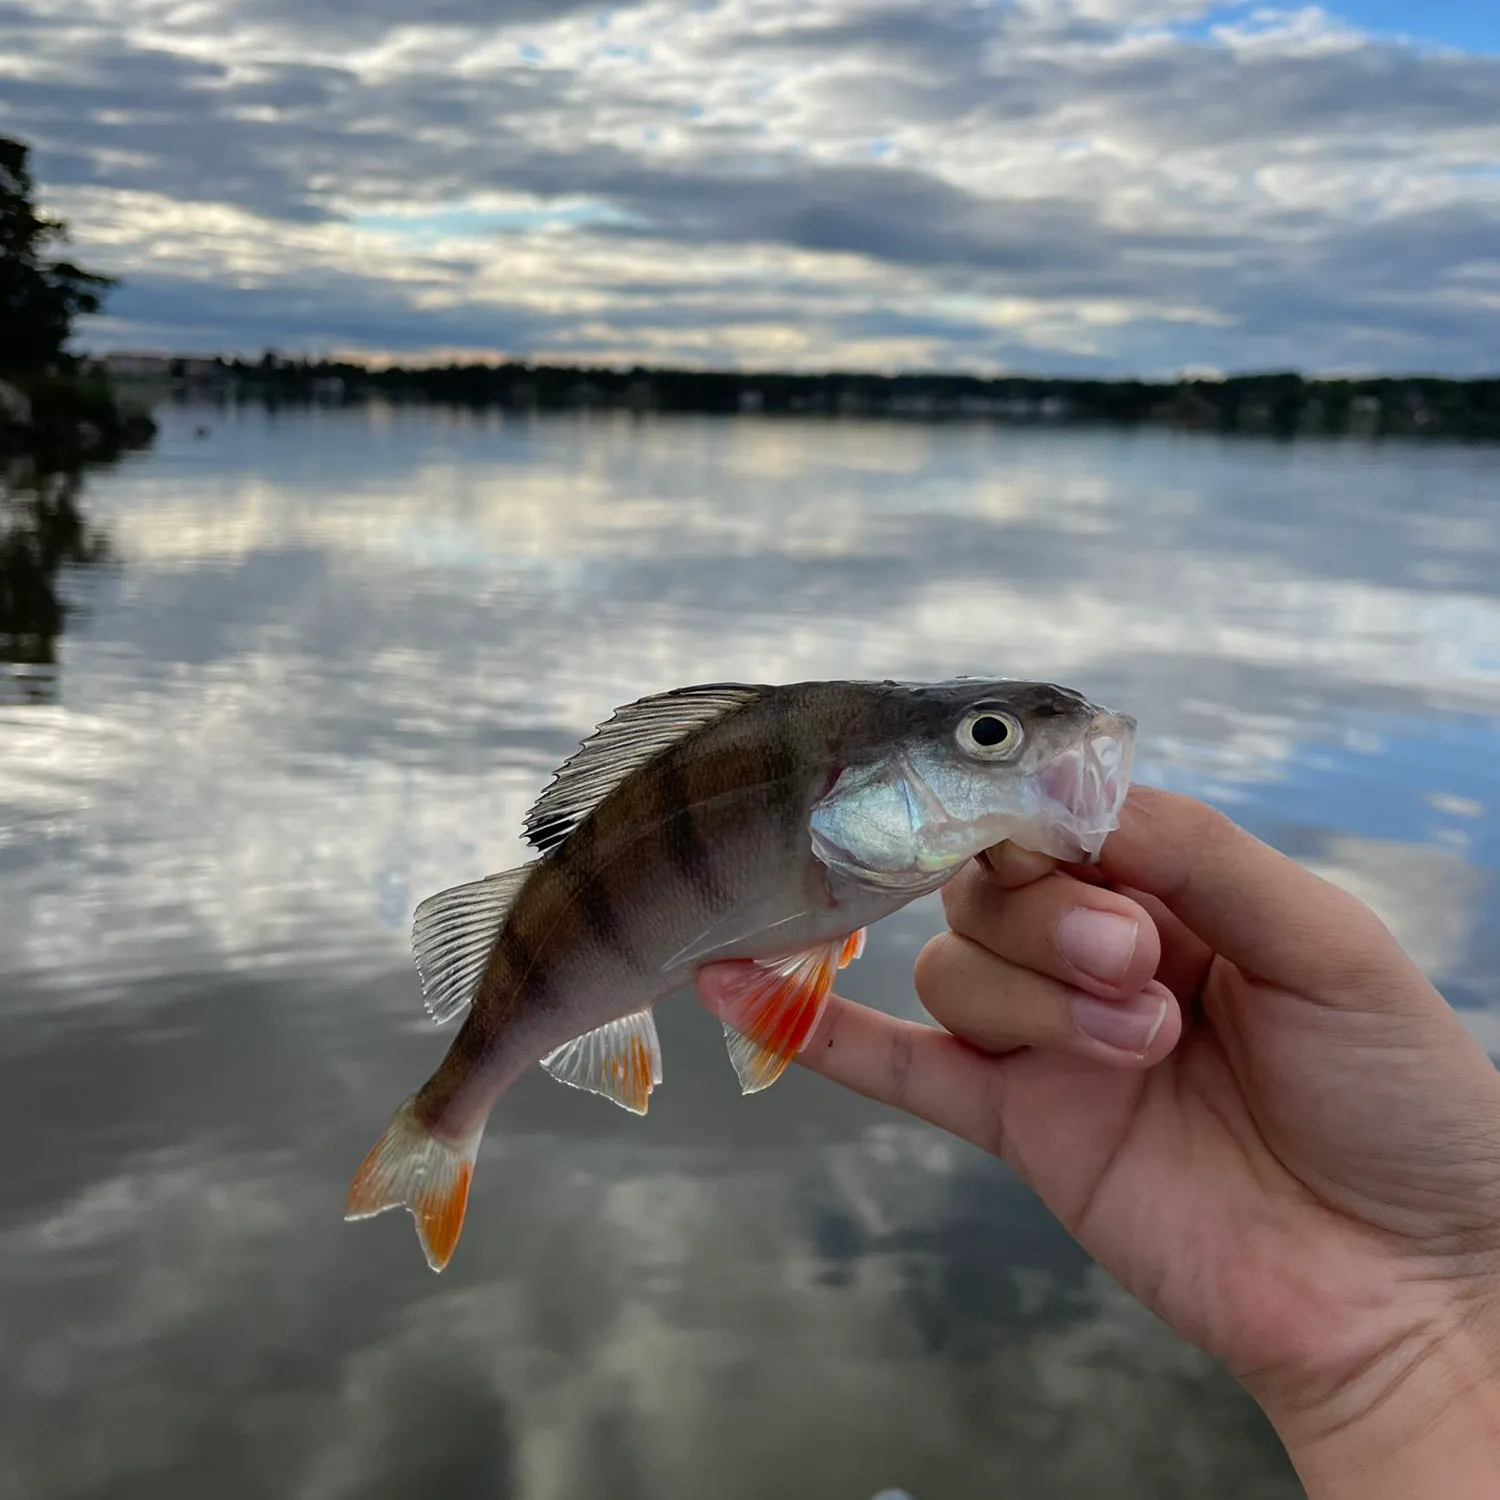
[{"left": 1036, "top": 712, "right": 1136, "bottom": 860}]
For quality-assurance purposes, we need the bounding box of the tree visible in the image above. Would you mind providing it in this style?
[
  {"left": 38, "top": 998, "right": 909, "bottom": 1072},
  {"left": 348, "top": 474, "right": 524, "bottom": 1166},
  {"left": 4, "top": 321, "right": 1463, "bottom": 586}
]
[{"left": 0, "top": 135, "right": 115, "bottom": 376}]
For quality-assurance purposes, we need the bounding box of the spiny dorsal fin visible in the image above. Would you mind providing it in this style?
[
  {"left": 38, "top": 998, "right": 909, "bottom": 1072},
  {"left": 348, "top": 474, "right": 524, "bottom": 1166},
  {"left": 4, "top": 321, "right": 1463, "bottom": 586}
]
[
  {"left": 540, "top": 1009, "right": 663, "bottom": 1115},
  {"left": 412, "top": 865, "right": 533, "bottom": 1025},
  {"left": 523, "top": 683, "right": 768, "bottom": 856}
]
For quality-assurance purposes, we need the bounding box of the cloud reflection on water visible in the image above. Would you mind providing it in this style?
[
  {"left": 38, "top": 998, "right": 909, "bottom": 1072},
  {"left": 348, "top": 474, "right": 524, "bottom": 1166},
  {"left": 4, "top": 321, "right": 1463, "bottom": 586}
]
[
  {"left": 0, "top": 405, "right": 1496, "bottom": 1499},
  {"left": 1, "top": 407, "right": 1494, "bottom": 1004},
  {"left": 1, "top": 1096, "right": 1296, "bottom": 1500}
]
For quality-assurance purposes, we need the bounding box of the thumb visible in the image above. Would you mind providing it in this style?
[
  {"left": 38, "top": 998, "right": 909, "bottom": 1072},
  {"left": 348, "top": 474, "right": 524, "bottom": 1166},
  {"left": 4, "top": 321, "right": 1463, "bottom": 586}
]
[{"left": 1092, "top": 787, "right": 1417, "bottom": 1008}]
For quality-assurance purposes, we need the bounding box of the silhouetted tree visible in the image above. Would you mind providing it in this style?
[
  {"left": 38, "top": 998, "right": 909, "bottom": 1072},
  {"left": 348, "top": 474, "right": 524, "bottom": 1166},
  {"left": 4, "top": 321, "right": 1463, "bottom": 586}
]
[
  {"left": 0, "top": 136, "right": 115, "bottom": 376},
  {"left": 0, "top": 465, "right": 109, "bottom": 702}
]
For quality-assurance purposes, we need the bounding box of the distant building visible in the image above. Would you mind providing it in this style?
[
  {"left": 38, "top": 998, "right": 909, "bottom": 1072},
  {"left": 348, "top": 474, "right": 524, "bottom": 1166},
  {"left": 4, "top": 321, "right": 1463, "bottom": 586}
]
[
  {"left": 101, "top": 352, "right": 224, "bottom": 381},
  {"left": 101, "top": 351, "right": 174, "bottom": 377},
  {"left": 1349, "top": 394, "right": 1382, "bottom": 435},
  {"left": 173, "top": 356, "right": 224, "bottom": 380}
]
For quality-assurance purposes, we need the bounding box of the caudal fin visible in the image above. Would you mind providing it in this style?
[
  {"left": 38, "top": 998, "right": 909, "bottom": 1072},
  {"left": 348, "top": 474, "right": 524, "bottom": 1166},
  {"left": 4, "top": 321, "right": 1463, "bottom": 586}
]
[{"left": 344, "top": 1097, "right": 483, "bottom": 1273}]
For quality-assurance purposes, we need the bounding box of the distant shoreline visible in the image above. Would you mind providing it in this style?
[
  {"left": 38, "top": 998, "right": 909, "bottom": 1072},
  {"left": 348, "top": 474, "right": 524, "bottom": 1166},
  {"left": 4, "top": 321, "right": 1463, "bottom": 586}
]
[{"left": 98, "top": 355, "right": 1500, "bottom": 441}]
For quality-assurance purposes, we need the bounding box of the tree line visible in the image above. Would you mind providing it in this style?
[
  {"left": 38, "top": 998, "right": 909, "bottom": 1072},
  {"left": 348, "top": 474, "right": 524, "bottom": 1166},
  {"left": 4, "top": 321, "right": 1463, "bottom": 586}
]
[{"left": 220, "top": 355, "right": 1500, "bottom": 440}]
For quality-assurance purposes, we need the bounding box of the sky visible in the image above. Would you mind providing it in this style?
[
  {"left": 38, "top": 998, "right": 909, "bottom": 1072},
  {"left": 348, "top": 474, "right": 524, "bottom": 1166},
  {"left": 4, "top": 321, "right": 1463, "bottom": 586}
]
[{"left": 2, "top": 0, "right": 1499, "bottom": 376}]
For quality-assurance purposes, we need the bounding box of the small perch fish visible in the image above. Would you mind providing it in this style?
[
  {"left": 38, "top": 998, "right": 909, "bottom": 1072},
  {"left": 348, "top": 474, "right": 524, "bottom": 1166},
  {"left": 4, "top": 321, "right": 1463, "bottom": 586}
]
[{"left": 346, "top": 677, "right": 1136, "bottom": 1270}]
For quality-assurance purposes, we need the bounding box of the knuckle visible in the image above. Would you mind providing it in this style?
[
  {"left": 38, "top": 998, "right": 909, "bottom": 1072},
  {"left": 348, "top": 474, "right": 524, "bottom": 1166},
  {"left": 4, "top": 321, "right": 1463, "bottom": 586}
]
[
  {"left": 1130, "top": 788, "right": 1246, "bottom": 907},
  {"left": 939, "top": 861, "right": 987, "bottom": 918},
  {"left": 1303, "top": 895, "right": 1414, "bottom": 1000},
  {"left": 940, "top": 871, "right": 1003, "bottom": 944},
  {"left": 885, "top": 1026, "right": 917, "bottom": 1108},
  {"left": 973, "top": 1072, "right": 1010, "bottom": 1159}
]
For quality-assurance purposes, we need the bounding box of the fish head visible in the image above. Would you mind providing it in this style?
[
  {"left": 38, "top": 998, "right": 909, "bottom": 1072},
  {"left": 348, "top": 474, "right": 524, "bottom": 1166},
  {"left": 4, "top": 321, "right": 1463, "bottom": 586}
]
[{"left": 810, "top": 678, "right": 1136, "bottom": 887}]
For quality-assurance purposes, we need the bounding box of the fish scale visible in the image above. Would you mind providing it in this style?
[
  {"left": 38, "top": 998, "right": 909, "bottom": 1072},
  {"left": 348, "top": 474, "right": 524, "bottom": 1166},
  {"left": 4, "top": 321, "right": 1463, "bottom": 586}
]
[{"left": 345, "top": 676, "right": 1136, "bottom": 1272}]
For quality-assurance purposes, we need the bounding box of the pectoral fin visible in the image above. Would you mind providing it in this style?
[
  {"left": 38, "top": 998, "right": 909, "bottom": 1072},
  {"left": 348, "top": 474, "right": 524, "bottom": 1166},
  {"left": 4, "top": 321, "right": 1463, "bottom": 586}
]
[{"left": 718, "top": 929, "right": 866, "bottom": 1095}]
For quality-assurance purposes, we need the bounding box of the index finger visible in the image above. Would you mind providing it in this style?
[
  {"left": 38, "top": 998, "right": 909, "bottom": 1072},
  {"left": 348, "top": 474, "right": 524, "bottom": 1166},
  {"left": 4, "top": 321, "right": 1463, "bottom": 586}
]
[{"left": 764, "top": 989, "right": 1015, "bottom": 1159}]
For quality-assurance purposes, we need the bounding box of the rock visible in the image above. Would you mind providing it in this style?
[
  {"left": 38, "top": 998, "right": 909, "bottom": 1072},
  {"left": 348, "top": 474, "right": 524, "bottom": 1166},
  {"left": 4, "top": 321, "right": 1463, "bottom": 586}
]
[{"left": 121, "top": 411, "right": 159, "bottom": 449}]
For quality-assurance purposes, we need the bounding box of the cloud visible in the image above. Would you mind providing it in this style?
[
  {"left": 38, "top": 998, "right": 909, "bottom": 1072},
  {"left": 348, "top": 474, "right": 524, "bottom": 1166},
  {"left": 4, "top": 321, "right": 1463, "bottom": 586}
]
[{"left": 2, "top": 1, "right": 1500, "bottom": 369}]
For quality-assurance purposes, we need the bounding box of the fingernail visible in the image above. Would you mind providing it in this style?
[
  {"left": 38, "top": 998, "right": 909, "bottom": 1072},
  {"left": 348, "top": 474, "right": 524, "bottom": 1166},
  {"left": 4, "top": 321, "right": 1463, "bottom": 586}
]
[
  {"left": 1056, "top": 909, "right": 1138, "bottom": 983},
  {"left": 1072, "top": 989, "right": 1166, "bottom": 1055}
]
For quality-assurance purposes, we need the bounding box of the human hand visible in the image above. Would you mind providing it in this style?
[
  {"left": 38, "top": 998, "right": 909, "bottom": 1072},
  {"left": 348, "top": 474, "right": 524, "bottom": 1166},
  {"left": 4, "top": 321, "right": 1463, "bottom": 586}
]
[{"left": 696, "top": 787, "right": 1500, "bottom": 1497}]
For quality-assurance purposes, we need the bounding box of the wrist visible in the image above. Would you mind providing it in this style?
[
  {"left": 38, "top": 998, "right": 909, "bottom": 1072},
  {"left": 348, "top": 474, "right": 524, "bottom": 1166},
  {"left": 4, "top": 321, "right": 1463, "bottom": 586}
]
[{"left": 1265, "top": 1315, "right": 1500, "bottom": 1500}]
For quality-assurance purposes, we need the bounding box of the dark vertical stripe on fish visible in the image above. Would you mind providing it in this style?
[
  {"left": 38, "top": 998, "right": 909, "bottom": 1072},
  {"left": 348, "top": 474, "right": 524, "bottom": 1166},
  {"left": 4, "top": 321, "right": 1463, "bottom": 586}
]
[
  {"left": 557, "top": 812, "right": 641, "bottom": 964},
  {"left": 574, "top": 866, "right": 633, "bottom": 957},
  {"left": 762, "top": 690, "right": 804, "bottom": 834},
  {"left": 656, "top": 749, "right": 718, "bottom": 897}
]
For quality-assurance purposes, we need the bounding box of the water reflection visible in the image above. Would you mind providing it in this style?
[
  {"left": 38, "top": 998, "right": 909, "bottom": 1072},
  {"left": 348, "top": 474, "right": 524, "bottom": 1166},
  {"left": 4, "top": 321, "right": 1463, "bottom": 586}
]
[
  {"left": 0, "top": 462, "right": 111, "bottom": 706},
  {"left": 0, "top": 963, "right": 1291, "bottom": 1500},
  {"left": 1, "top": 404, "right": 1497, "bottom": 1499}
]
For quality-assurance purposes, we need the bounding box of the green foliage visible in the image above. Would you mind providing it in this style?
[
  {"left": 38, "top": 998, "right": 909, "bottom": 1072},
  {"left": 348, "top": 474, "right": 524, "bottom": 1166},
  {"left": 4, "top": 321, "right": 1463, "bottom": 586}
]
[{"left": 0, "top": 135, "right": 115, "bottom": 375}]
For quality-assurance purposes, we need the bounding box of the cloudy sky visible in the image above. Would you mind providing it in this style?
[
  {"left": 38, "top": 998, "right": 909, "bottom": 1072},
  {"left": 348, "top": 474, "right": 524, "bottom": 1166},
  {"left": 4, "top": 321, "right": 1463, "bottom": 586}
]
[{"left": 4, "top": 0, "right": 1499, "bottom": 374}]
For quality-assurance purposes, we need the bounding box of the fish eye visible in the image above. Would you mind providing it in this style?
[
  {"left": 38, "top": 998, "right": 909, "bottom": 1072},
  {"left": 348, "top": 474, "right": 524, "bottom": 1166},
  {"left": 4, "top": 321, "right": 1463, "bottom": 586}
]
[{"left": 958, "top": 709, "right": 1023, "bottom": 759}]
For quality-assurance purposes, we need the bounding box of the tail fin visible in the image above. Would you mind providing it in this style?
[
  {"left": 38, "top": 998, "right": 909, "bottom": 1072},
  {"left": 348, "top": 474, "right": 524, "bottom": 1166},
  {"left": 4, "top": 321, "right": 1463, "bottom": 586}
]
[{"left": 344, "top": 1096, "right": 483, "bottom": 1273}]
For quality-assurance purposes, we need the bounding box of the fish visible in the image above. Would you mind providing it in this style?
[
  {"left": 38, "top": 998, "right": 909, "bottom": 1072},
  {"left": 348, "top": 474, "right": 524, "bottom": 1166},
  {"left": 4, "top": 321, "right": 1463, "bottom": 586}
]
[{"left": 345, "top": 676, "right": 1136, "bottom": 1271}]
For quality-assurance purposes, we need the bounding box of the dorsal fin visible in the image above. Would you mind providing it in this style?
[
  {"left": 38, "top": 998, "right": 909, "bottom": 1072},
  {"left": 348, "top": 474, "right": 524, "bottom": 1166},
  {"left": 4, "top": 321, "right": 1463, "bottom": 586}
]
[
  {"left": 412, "top": 865, "right": 533, "bottom": 1025},
  {"left": 523, "top": 683, "right": 768, "bottom": 856}
]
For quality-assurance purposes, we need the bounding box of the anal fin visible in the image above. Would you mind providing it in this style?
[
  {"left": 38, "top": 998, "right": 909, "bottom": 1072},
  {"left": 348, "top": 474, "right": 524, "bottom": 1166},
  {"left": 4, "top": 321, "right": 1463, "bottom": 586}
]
[
  {"left": 541, "top": 1009, "right": 663, "bottom": 1115},
  {"left": 720, "top": 929, "right": 866, "bottom": 1096}
]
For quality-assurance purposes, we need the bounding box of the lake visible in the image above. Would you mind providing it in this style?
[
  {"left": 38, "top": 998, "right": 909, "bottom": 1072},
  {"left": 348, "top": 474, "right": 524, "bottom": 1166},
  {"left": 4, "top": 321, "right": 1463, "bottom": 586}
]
[{"left": 2, "top": 403, "right": 1497, "bottom": 1500}]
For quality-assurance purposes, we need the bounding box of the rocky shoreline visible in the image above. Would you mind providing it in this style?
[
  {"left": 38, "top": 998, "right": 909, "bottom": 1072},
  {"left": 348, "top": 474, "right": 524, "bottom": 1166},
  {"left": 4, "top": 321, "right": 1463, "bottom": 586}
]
[{"left": 0, "top": 375, "right": 158, "bottom": 467}]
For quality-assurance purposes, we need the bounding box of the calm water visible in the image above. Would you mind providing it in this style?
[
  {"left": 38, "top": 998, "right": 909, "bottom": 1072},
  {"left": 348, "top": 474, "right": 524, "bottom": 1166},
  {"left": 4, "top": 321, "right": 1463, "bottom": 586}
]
[{"left": 3, "top": 404, "right": 1499, "bottom": 1500}]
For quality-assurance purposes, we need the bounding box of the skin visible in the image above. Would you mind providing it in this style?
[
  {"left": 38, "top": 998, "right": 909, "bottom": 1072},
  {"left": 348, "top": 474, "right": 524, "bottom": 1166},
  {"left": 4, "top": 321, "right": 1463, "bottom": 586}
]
[{"left": 697, "top": 785, "right": 1500, "bottom": 1497}]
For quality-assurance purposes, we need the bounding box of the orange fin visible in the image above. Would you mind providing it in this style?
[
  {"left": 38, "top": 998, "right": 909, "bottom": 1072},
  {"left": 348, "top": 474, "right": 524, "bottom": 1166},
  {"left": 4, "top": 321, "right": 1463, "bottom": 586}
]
[
  {"left": 541, "top": 1008, "right": 663, "bottom": 1115},
  {"left": 344, "top": 1096, "right": 483, "bottom": 1273},
  {"left": 838, "top": 928, "right": 866, "bottom": 967},
  {"left": 719, "top": 930, "right": 867, "bottom": 1095}
]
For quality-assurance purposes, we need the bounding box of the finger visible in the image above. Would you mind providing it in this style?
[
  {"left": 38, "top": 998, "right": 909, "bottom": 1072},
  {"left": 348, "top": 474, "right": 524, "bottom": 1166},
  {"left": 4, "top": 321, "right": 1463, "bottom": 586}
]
[
  {"left": 941, "top": 864, "right": 1162, "bottom": 999},
  {"left": 784, "top": 989, "right": 1016, "bottom": 1158},
  {"left": 1080, "top": 786, "right": 1413, "bottom": 1006},
  {"left": 1114, "top": 885, "right": 1217, "bottom": 1006},
  {"left": 693, "top": 965, "right": 1011, "bottom": 1153},
  {"left": 976, "top": 841, "right": 1059, "bottom": 890},
  {"left": 915, "top": 931, "right": 1182, "bottom": 1067}
]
